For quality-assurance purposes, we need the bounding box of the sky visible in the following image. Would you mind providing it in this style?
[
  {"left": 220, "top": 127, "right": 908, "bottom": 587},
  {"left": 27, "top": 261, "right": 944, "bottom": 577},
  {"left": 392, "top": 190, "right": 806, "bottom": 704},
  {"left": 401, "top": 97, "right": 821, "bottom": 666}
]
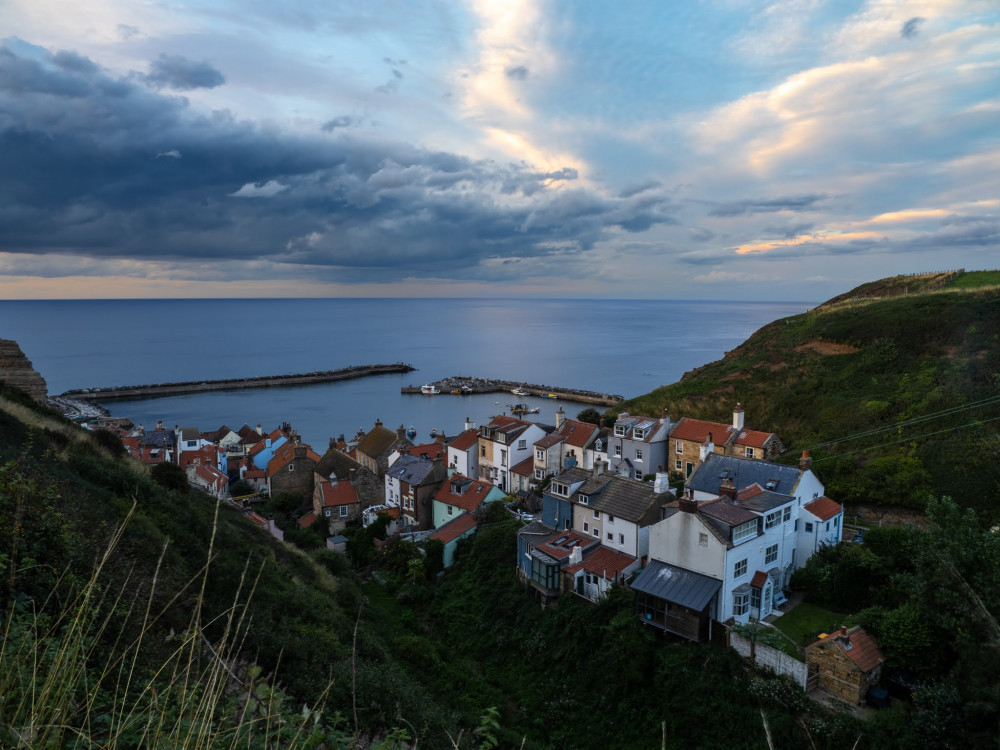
[{"left": 0, "top": 0, "right": 997, "bottom": 301}]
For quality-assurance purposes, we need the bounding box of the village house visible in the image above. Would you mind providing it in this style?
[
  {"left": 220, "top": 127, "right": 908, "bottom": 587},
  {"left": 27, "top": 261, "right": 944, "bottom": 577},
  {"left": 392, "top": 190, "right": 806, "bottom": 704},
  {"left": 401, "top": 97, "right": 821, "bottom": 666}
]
[
  {"left": 446, "top": 422, "right": 480, "bottom": 478},
  {"left": 668, "top": 404, "right": 782, "bottom": 479},
  {"left": 246, "top": 511, "right": 284, "bottom": 542},
  {"left": 431, "top": 474, "right": 506, "bottom": 529},
  {"left": 266, "top": 437, "right": 321, "bottom": 501},
  {"left": 516, "top": 523, "right": 600, "bottom": 604},
  {"left": 312, "top": 479, "right": 361, "bottom": 534},
  {"left": 313, "top": 443, "right": 384, "bottom": 510},
  {"left": 355, "top": 420, "right": 412, "bottom": 478},
  {"left": 187, "top": 462, "right": 229, "bottom": 500},
  {"left": 477, "top": 415, "right": 548, "bottom": 494},
  {"left": 607, "top": 410, "right": 674, "bottom": 480},
  {"left": 384, "top": 453, "right": 448, "bottom": 531},
  {"left": 532, "top": 407, "right": 598, "bottom": 483},
  {"left": 430, "top": 514, "right": 478, "bottom": 569},
  {"left": 806, "top": 627, "right": 885, "bottom": 704}
]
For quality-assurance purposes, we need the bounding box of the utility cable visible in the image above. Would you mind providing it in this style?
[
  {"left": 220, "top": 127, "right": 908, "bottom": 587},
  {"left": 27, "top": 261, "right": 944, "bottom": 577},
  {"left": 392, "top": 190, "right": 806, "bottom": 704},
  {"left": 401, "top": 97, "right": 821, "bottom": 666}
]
[{"left": 812, "top": 415, "right": 1000, "bottom": 463}]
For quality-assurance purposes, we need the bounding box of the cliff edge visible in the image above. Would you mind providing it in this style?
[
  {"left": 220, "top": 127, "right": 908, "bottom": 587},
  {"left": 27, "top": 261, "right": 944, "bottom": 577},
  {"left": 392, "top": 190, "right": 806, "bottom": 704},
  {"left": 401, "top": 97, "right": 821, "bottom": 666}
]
[{"left": 0, "top": 338, "right": 48, "bottom": 403}]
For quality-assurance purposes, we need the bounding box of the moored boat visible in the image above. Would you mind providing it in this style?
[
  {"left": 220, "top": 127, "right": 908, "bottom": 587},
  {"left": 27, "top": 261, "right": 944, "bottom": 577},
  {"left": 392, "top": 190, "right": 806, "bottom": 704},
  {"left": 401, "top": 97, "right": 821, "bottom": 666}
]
[
  {"left": 511, "top": 386, "right": 528, "bottom": 396},
  {"left": 542, "top": 393, "right": 557, "bottom": 399},
  {"left": 420, "top": 384, "right": 440, "bottom": 395},
  {"left": 406, "top": 426, "right": 417, "bottom": 438}
]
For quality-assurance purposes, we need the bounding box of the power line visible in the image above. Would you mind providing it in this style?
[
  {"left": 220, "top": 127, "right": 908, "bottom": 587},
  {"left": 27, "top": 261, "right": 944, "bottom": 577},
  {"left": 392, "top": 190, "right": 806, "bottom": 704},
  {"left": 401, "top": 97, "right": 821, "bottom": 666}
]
[
  {"left": 812, "top": 415, "right": 1000, "bottom": 463},
  {"left": 804, "top": 394, "right": 1000, "bottom": 451}
]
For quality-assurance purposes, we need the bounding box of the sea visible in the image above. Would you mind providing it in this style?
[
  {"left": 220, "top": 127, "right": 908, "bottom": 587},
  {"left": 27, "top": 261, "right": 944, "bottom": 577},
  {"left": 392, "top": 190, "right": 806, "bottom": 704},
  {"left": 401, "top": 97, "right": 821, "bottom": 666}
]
[{"left": 1, "top": 298, "right": 813, "bottom": 449}]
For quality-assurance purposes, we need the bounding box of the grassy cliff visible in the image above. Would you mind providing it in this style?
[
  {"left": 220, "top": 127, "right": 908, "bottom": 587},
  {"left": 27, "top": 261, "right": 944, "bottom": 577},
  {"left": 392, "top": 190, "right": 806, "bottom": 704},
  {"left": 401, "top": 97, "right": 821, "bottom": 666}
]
[{"left": 622, "top": 271, "right": 1000, "bottom": 518}]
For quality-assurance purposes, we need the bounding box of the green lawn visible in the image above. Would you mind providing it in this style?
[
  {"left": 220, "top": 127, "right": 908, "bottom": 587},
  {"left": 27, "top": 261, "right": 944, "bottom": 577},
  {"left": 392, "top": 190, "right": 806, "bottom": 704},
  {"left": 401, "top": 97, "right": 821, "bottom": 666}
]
[
  {"left": 947, "top": 269, "right": 1000, "bottom": 289},
  {"left": 771, "top": 603, "right": 844, "bottom": 646}
]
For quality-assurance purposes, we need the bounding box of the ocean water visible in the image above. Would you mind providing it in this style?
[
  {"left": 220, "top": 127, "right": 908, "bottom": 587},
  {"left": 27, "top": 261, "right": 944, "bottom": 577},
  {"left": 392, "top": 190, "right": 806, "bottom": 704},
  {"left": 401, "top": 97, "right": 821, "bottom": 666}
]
[{"left": 1, "top": 298, "right": 812, "bottom": 448}]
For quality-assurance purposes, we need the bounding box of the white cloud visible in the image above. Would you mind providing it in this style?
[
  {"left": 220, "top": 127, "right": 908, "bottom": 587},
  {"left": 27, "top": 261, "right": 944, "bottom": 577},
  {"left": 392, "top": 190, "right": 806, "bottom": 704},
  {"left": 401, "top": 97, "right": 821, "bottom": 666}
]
[{"left": 230, "top": 180, "right": 289, "bottom": 198}]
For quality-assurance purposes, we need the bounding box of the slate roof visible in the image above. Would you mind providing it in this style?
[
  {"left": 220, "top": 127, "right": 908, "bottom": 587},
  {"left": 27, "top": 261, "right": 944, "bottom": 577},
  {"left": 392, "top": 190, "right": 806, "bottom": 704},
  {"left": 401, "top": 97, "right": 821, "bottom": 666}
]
[
  {"left": 237, "top": 425, "right": 264, "bottom": 443},
  {"left": 587, "top": 475, "right": 671, "bottom": 526},
  {"left": 564, "top": 547, "right": 637, "bottom": 579},
  {"left": 449, "top": 429, "right": 479, "bottom": 452},
  {"left": 318, "top": 481, "right": 359, "bottom": 507},
  {"left": 804, "top": 496, "right": 842, "bottom": 521},
  {"left": 698, "top": 498, "right": 759, "bottom": 526},
  {"left": 631, "top": 560, "right": 722, "bottom": 612},
  {"left": 810, "top": 627, "right": 885, "bottom": 673},
  {"left": 612, "top": 414, "right": 666, "bottom": 443},
  {"left": 386, "top": 453, "right": 438, "bottom": 485},
  {"left": 142, "top": 430, "right": 175, "bottom": 448},
  {"left": 431, "top": 513, "right": 477, "bottom": 544},
  {"left": 734, "top": 484, "right": 794, "bottom": 514},
  {"left": 688, "top": 454, "right": 804, "bottom": 497},
  {"left": 434, "top": 475, "right": 495, "bottom": 512},
  {"left": 179, "top": 426, "right": 200, "bottom": 441}
]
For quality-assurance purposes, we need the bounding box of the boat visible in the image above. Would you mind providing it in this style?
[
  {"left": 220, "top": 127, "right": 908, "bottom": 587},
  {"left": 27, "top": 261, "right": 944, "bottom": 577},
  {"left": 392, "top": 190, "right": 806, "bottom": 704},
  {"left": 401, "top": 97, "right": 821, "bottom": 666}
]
[
  {"left": 429, "top": 428, "right": 438, "bottom": 437},
  {"left": 460, "top": 385, "right": 473, "bottom": 394},
  {"left": 451, "top": 388, "right": 462, "bottom": 395},
  {"left": 420, "top": 384, "right": 440, "bottom": 395},
  {"left": 512, "top": 403, "right": 540, "bottom": 415},
  {"left": 511, "top": 386, "right": 528, "bottom": 397},
  {"left": 406, "top": 426, "right": 417, "bottom": 438},
  {"left": 542, "top": 393, "right": 558, "bottom": 399}
]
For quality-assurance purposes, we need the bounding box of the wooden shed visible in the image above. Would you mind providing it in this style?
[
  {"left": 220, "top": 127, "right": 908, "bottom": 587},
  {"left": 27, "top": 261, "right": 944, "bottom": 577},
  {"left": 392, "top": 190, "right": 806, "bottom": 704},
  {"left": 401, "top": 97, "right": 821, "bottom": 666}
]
[{"left": 805, "top": 626, "right": 885, "bottom": 703}]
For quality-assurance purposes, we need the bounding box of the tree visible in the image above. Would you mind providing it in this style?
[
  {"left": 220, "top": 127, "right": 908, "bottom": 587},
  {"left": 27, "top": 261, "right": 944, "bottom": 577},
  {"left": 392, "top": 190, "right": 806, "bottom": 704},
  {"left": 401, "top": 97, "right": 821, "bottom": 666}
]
[
  {"left": 576, "top": 408, "right": 604, "bottom": 426},
  {"left": 90, "top": 428, "right": 126, "bottom": 458},
  {"left": 150, "top": 461, "right": 188, "bottom": 493}
]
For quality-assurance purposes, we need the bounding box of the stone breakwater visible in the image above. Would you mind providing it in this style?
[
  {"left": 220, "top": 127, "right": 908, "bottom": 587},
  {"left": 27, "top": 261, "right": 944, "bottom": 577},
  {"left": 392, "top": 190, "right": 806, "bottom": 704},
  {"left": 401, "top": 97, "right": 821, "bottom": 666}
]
[
  {"left": 402, "top": 376, "right": 623, "bottom": 407},
  {"left": 61, "top": 363, "right": 416, "bottom": 402}
]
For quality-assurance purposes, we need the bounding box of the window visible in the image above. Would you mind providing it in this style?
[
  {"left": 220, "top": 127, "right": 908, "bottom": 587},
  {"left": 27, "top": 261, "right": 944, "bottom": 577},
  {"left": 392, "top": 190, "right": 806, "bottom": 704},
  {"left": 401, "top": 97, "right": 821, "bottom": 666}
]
[
  {"left": 825, "top": 521, "right": 830, "bottom": 531},
  {"left": 593, "top": 510, "right": 601, "bottom": 519},
  {"left": 614, "top": 445, "right": 622, "bottom": 457},
  {"left": 481, "top": 445, "right": 487, "bottom": 457},
  {"left": 518, "top": 439, "right": 526, "bottom": 450},
  {"left": 534, "top": 469, "right": 545, "bottom": 480},
  {"left": 635, "top": 470, "right": 643, "bottom": 479},
  {"left": 675, "top": 459, "right": 682, "bottom": 471},
  {"left": 536, "top": 449, "right": 544, "bottom": 460},
  {"left": 750, "top": 587, "right": 761, "bottom": 611},
  {"left": 595, "top": 440, "right": 603, "bottom": 451},
  {"left": 339, "top": 505, "right": 349, "bottom": 518},
  {"left": 744, "top": 446, "right": 754, "bottom": 458},
  {"left": 733, "top": 559, "right": 748, "bottom": 578},
  {"left": 607, "top": 514, "right": 614, "bottom": 523},
  {"left": 592, "top": 528, "right": 600, "bottom": 537},
  {"left": 794, "top": 520, "right": 799, "bottom": 532},
  {"left": 764, "top": 511, "right": 782, "bottom": 530},
  {"left": 614, "top": 424, "right": 627, "bottom": 437},
  {"left": 584, "top": 521, "right": 589, "bottom": 532},
  {"left": 551, "top": 482, "right": 567, "bottom": 496},
  {"left": 733, "top": 590, "right": 749, "bottom": 616},
  {"left": 530, "top": 556, "right": 559, "bottom": 591},
  {"left": 619, "top": 533, "right": 625, "bottom": 544},
  {"left": 579, "top": 495, "right": 589, "bottom": 505},
  {"left": 635, "top": 449, "right": 644, "bottom": 462},
  {"left": 834, "top": 516, "right": 839, "bottom": 528},
  {"left": 447, "top": 505, "right": 454, "bottom": 516},
  {"left": 805, "top": 522, "right": 814, "bottom": 533},
  {"left": 675, "top": 441, "right": 684, "bottom": 454},
  {"left": 765, "top": 543, "right": 778, "bottom": 564},
  {"left": 732, "top": 520, "right": 757, "bottom": 544},
  {"left": 607, "top": 532, "right": 613, "bottom": 541},
  {"left": 699, "top": 532, "right": 708, "bottom": 546},
  {"left": 325, "top": 509, "right": 331, "bottom": 517},
  {"left": 500, "top": 449, "right": 507, "bottom": 466},
  {"left": 288, "top": 464, "right": 294, "bottom": 472},
  {"left": 633, "top": 427, "right": 646, "bottom": 440},
  {"left": 783, "top": 506, "right": 791, "bottom": 523}
]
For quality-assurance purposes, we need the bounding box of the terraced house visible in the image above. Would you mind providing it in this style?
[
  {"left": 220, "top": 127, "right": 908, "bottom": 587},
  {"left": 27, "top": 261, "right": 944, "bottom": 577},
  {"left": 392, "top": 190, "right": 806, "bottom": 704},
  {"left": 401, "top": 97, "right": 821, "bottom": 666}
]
[
  {"left": 668, "top": 404, "right": 782, "bottom": 479},
  {"left": 607, "top": 410, "right": 674, "bottom": 480}
]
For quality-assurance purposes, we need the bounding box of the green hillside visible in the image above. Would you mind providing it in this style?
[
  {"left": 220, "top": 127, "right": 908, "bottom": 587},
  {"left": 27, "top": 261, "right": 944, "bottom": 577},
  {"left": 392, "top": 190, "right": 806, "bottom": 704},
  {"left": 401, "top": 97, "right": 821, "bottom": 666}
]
[{"left": 622, "top": 270, "right": 1000, "bottom": 518}]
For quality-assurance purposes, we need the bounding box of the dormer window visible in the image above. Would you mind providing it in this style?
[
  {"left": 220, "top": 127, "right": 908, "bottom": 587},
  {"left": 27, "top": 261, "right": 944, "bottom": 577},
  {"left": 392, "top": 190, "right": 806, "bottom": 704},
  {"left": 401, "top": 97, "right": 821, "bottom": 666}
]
[
  {"left": 633, "top": 428, "right": 646, "bottom": 440},
  {"left": 614, "top": 424, "right": 627, "bottom": 437},
  {"left": 579, "top": 495, "right": 589, "bottom": 505},
  {"left": 732, "top": 520, "right": 757, "bottom": 544},
  {"left": 595, "top": 440, "right": 603, "bottom": 451},
  {"left": 551, "top": 482, "right": 568, "bottom": 497}
]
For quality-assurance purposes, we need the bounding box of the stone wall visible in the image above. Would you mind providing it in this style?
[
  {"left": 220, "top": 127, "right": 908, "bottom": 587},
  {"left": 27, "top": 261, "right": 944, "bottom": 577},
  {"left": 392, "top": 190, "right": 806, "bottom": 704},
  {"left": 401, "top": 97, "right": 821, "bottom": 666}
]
[
  {"left": 0, "top": 339, "right": 48, "bottom": 403},
  {"left": 730, "top": 630, "right": 809, "bottom": 689}
]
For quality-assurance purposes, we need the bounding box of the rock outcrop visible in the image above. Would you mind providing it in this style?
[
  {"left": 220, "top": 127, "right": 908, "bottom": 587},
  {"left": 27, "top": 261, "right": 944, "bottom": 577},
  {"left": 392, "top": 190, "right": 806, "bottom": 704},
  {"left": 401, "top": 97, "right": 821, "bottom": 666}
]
[{"left": 0, "top": 338, "right": 48, "bottom": 403}]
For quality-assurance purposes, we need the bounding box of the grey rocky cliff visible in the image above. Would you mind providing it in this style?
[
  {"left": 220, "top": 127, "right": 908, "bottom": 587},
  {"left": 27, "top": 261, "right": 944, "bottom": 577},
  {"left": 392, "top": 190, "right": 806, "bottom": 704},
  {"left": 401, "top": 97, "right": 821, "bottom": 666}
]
[{"left": 0, "top": 338, "right": 49, "bottom": 403}]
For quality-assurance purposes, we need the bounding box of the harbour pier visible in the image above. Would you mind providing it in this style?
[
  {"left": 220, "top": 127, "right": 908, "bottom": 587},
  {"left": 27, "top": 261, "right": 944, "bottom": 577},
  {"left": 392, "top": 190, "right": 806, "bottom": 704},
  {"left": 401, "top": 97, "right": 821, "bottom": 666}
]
[{"left": 402, "top": 376, "right": 623, "bottom": 407}]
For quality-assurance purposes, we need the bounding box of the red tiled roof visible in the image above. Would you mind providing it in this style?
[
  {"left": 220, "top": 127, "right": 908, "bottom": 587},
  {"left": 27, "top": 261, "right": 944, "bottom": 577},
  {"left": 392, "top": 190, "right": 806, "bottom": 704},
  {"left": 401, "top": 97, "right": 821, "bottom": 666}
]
[
  {"left": 449, "top": 429, "right": 479, "bottom": 451},
  {"left": 192, "top": 463, "right": 226, "bottom": 486},
  {"left": 408, "top": 442, "right": 446, "bottom": 460},
  {"left": 488, "top": 415, "right": 522, "bottom": 427},
  {"left": 318, "top": 481, "right": 359, "bottom": 507},
  {"left": 732, "top": 429, "right": 775, "bottom": 448},
  {"left": 750, "top": 570, "right": 769, "bottom": 589},
  {"left": 297, "top": 511, "right": 318, "bottom": 529},
  {"left": 379, "top": 506, "right": 400, "bottom": 518},
  {"left": 564, "top": 547, "right": 636, "bottom": 579},
  {"left": 534, "top": 433, "right": 564, "bottom": 449},
  {"left": 671, "top": 418, "right": 733, "bottom": 444},
  {"left": 811, "top": 627, "right": 885, "bottom": 673},
  {"left": 804, "top": 496, "right": 842, "bottom": 521},
  {"left": 247, "top": 512, "right": 268, "bottom": 527},
  {"left": 434, "top": 475, "right": 495, "bottom": 513},
  {"left": 538, "top": 530, "right": 595, "bottom": 560},
  {"left": 244, "top": 468, "right": 267, "bottom": 479},
  {"left": 561, "top": 419, "right": 597, "bottom": 448},
  {"left": 736, "top": 484, "right": 764, "bottom": 501},
  {"left": 510, "top": 456, "right": 535, "bottom": 477},
  {"left": 431, "top": 513, "right": 477, "bottom": 544}
]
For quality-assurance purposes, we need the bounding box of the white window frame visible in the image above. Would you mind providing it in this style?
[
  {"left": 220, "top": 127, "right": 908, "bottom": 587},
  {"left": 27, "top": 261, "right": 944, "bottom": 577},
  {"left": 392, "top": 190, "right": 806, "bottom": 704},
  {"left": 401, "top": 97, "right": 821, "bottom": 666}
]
[
  {"left": 339, "top": 505, "right": 349, "bottom": 518},
  {"left": 699, "top": 532, "right": 708, "bottom": 546},
  {"left": 744, "top": 446, "right": 754, "bottom": 458},
  {"left": 635, "top": 448, "right": 643, "bottom": 462},
  {"left": 733, "top": 590, "right": 749, "bottom": 616},
  {"left": 536, "top": 449, "right": 545, "bottom": 461},
  {"left": 593, "top": 510, "right": 600, "bottom": 519},
  {"left": 675, "top": 441, "right": 683, "bottom": 454},
  {"left": 764, "top": 511, "right": 782, "bottom": 530},
  {"left": 674, "top": 459, "right": 682, "bottom": 471},
  {"left": 614, "top": 445, "right": 622, "bottom": 457},
  {"left": 614, "top": 424, "right": 627, "bottom": 437},
  {"left": 765, "top": 543, "right": 778, "bottom": 564},
  {"left": 518, "top": 439, "right": 526, "bottom": 450},
  {"left": 733, "top": 558, "right": 748, "bottom": 578},
  {"left": 732, "top": 520, "right": 757, "bottom": 544},
  {"left": 618, "top": 533, "right": 624, "bottom": 544},
  {"left": 783, "top": 506, "right": 791, "bottom": 523}
]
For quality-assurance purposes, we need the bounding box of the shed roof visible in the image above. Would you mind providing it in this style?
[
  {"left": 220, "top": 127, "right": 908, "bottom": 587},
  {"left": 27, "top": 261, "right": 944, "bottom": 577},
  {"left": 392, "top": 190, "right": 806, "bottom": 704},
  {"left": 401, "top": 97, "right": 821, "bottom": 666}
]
[{"left": 631, "top": 560, "right": 722, "bottom": 612}]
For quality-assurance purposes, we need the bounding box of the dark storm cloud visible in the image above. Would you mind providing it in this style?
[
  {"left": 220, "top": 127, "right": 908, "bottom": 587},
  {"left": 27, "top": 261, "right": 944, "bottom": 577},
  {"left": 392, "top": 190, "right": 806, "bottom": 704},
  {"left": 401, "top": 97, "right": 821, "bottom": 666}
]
[
  {"left": 708, "top": 194, "right": 827, "bottom": 217},
  {"left": 505, "top": 65, "right": 529, "bottom": 80},
  {"left": 0, "top": 40, "right": 677, "bottom": 284},
  {"left": 142, "top": 54, "right": 225, "bottom": 90},
  {"left": 901, "top": 17, "right": 925, "bottom": 39}
]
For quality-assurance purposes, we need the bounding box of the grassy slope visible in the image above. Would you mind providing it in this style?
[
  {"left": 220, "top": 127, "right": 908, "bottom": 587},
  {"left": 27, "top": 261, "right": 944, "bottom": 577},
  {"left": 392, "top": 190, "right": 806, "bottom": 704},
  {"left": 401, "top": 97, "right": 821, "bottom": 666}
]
[{"left": 621, "top": 271, "right": 1000, "bottom": 517}]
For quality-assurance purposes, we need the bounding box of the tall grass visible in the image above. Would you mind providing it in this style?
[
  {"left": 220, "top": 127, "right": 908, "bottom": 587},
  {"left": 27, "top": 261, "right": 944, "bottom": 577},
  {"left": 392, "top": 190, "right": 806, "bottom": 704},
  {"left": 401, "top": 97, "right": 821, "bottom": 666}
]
[{"left": 0, "top": 501, "right": 344, "bottom": 749}]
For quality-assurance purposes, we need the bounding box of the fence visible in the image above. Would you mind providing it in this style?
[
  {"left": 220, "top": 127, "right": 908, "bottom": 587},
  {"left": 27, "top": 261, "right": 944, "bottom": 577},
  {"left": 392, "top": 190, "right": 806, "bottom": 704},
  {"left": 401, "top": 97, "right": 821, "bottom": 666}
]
[{"left": 730, "top": 630, "right": 809, "bottom": 689}]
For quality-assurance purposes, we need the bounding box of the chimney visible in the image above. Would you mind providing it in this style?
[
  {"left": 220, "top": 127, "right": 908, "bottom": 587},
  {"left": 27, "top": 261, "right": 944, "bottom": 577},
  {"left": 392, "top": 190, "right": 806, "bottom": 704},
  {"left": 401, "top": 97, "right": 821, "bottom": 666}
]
[
  {"left": 374, "top": 419, "right": 382, "bottom": 428},
  {"left": 555, "top": 406, "right": 565, "bottom": 429},
  {"left": 464, "top": 416, "right": 476, "bottom": 431},
  {"left": 294, "top": 443, "right": 306, "bottom": 459},
  {"left": 448, "top": 462, "right": 456, "bottom": 478},
  {"left": 653, "top": 465, "right": 669, "bottom": 494},
  {"left": 594, "top": 459, "right": 605, "bottom": 477},
  {"left": 256, "top": 424, "right": 263, "bottom": 436},
  {"left": 337, "top": 434, "right": 347, "bottom": 450},
  {"left": 563, "top": 452, "right": 578, "bottom": 470},
  {"left": 662, "top": 408, "right": 670, "bottom": 424},
  {"left": 733, "top": 403, "right": 745, "bottom": 431},
  {"left": 568, "top": 545, "right": 583, "bottom": 566},
  {"left": 679, "top": 493, "right": 698, "bottom": 514},
  {"left": 840, "top": 626, "right": 848, "bottom": 636},
  {"left": 156, "top": 420, "right": 164, "bottom": 430},
  {"left": 799, "top": 450, "right": 812, "bottom": 471},
  {"left": 719, "top": 477, "right": 738, "bottom": 501},
  {"left": 138, "top": 423, "right": 144, "bottom": 434},
  {"left": 436, "top": 433, "right": 446, "bottom": 445},
  {"left": 699, "top": 432, "right": 715, "bottom": 462},
  {"left": 397, "top": 424, "right": 406, "bottom": 439}
]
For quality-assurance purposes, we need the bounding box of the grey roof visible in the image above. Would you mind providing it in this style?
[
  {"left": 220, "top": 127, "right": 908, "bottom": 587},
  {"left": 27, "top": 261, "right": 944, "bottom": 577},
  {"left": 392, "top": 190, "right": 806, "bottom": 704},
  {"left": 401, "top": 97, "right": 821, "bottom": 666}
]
[
  {"left": 588, "top": 475, "right": 671, "bottom": 525},
  {"left": 737, "top": 487, "right": 794, "bottom": 513},
  {"left": 386, "top": 454, "right": 437, "bottom": 485},
  {"left": 631, "top": 560, "right": 722, "bottom": 612},
  {"left": 688, "top": 454, "right": 803, "bottom": 497},
  {"left": 143, "top": 430, "right": 175, "bottom": 448}
]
